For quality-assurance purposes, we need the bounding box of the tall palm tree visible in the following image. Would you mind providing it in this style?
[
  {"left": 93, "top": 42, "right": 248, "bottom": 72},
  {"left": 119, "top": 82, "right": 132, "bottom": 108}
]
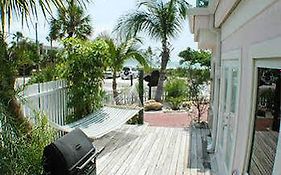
[
  {"left": 115, "top": 0, "right": 190, "bottom": 101},
  {"left": 49, "top": 0, "right": 92, "bottom": 41},
  {"left": 100, "top": 35, "right": 148, "bottom": 101}
]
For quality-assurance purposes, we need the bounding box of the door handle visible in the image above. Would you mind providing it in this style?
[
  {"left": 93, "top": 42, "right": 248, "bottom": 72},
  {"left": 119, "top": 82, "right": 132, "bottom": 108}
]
[{"left": 223, "top": 123, "right": 228, "bottom": 128}]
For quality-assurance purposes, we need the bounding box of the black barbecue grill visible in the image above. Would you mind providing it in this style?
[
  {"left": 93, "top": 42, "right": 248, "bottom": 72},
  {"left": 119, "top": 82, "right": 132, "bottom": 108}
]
[{"left": 43, "top": 128, "right": 102, "bottom": 175}]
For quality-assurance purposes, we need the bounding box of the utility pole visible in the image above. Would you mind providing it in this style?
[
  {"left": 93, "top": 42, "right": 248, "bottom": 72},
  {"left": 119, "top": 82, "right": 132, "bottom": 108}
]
[{"left": 35, "top": 22, "right": 41, "bottom": 109}]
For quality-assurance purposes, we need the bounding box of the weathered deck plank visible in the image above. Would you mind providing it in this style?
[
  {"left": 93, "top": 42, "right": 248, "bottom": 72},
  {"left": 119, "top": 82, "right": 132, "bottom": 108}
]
[
  {"left": 249, "top": 130, "right": 279, "bottom": 175},
  {"left": 100, "top": 125, "right": 148, "bottom": 175},
  {"left": 95, "top": 124, "right": 212, "bottom": 175},
  {"left": 97, "top": 125, "right": 137, "bottom": 172},
  {"left": 150, "top": 127, "right": 174, "bottom": 175},
  {"left": 190, "top": 127, "right": 198, "bottom": 175},
  {"left": 196, "top": 128, "right": 204, "bottom": 175},
  {"left": 176, "top": 128, "right": 188, "bottom": 175},
  {"left": 138, "top": 127, "right": 167, "bottom": 175},
  {"left": 167, "top": 129, "right": 182, "bottom": 175}
]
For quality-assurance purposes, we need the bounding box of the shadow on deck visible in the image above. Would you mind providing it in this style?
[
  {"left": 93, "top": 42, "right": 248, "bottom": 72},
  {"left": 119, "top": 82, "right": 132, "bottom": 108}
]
[
  {"left": 188, "top": 123, "right": 213, "bottom": 175},
  {"left": 94, "top": 124, "right": 214, "bottom": 175}
]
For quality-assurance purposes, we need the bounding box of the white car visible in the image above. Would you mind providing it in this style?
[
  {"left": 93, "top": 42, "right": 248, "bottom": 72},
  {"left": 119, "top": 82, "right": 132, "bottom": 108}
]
[
  {"left": 121, "top": 67, "right": 138, "bottom": 80},
  {"left": 104, "top": 70, "right": 120, "bottom": 79}
]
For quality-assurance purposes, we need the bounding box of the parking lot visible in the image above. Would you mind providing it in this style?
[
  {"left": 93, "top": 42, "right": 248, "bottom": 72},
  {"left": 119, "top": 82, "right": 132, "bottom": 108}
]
[{"left": 102, "top": 77, "right": 142, "bottom": 92}]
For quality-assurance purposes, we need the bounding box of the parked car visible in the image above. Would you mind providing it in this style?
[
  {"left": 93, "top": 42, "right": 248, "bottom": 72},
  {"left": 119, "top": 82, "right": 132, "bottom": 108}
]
[
  {"left": 121, "top": 67, "right": 138, "bottom": 80},
  {"left": 104, "top": 70, "right": 120, "bottom": 79}
]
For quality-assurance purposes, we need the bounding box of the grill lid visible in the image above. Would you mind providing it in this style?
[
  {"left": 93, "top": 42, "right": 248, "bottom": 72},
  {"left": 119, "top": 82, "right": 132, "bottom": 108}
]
[{"left": 43, "top": 128, "right": 95, "bottom": 174}]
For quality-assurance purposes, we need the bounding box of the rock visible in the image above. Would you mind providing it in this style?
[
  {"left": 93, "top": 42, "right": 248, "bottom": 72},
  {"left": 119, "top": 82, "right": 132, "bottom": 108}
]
[{"left": 144, "top": 100, "right": 163, "bottom": 111}]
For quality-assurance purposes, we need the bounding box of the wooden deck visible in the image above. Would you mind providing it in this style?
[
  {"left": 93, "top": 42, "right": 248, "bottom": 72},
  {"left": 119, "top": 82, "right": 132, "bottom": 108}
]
[
  {"left": 94, "top": 124, "right": 212, "bottom": 175},
  {"left": 249, "top": 130, "right": 279, "bottom": 175}
]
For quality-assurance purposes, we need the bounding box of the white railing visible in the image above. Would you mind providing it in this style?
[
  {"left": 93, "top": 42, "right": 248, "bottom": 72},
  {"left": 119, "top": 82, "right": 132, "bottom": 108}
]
[{"left": 20, "top": 80, "right": 69, "bottom": 125}]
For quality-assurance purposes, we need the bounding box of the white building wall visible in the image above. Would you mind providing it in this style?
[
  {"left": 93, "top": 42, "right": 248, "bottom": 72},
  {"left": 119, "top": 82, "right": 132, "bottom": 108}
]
[{"left": 219, "top": 0, "right": 281, "bottom": 174}]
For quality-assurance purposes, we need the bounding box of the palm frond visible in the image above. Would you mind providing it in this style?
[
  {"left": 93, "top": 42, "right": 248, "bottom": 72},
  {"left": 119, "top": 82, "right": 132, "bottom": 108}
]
[
  {"left": 48, "top": 1, "right": 92, "bottom": 40},
  {"left": 127, "top": 51, "right": 149, "bottom": 70},
  {"left": 115, "top": 0, "right": 190, "bottom": 42},
  {"left": 0, "top": 0, "right": 92, "bottom": 33}
]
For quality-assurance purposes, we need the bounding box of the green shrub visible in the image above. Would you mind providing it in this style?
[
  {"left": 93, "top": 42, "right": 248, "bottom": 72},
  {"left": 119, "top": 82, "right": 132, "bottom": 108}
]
[
  {"left": 29, "top": 66, "right": 59, "bottom": 83},
  {"left": 59, "top": 38, "right": 109, "bottom": 121},
  {"left": 165, "top": 78, "right": 187, "bottom": 110},
  {"left": 0, "top": 104, "right": 56, "bottom": 175},
  {"left": 166, "top": 97, "right": 185, "bottom": 110}
]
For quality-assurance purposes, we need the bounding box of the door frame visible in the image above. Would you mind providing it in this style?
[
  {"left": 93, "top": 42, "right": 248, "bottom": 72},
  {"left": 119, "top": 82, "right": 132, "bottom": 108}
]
[{"left": 244, "top": 36, "right": 281, "bottom": 175}]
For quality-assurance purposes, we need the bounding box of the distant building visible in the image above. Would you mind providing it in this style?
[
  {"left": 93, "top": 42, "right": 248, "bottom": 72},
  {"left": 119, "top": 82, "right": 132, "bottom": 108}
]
[{"left": 188, "top": 0, "right": 281, "bottom": 174}]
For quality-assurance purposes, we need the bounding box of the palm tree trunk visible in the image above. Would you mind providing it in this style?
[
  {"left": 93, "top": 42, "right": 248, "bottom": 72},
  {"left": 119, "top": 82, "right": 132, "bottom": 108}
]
[
  {"left": 50, "top": 39, "right": 53, "bottom": 48},
  {"left": 3, "top": 75, "right": 33, "bottom": 134},
  {"left": 155, "top": 40, "right": 169, "bottom": 102},
  {"left": 112, "top": 71, "right": 118, "bottom": 103},
  {"left": 8, "top": 98, "right": 33, "bottom": 133}
]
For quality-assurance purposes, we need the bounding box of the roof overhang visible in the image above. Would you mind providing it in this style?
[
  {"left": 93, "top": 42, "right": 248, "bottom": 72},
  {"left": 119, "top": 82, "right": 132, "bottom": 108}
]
[{"left": 187, "top": 0, "right": 219, "bottom": 50}]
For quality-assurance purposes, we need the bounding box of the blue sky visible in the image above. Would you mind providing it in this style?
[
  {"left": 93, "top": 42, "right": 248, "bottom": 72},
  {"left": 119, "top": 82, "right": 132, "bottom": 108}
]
[{"left": 9, "top": 0, "right": 197, "bottom": 67}]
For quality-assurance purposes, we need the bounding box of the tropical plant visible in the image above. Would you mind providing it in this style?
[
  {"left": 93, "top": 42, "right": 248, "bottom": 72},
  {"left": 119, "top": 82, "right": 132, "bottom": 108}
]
[
  {"left": 99, "top": 35, "right": 148, "bottom": 101},
  {"left": 0, "top": 102, "right": 56, "bottom": 174},
  {"left": 144, "top": 46, "right": 160, "bottom": 69},
  {"left": 186, "top": 68, "right": 210, "bottom": 123},
  {"left": 0, "top": 0, "right": 66, "bottom": 33},
  {"left": 0, "top": 0, "right": 90, "bottom": 134},
  {"left": 0, "top": 34, "right": 32, "bottom": 134},
  {"left": 9, "top": 32, "right": 40, "bottom": 77},
  {"left": 49, "top": 0, "right": 92, "bottom": 41},
  {"left": 115, "top": 0, "right": 190, "bottom": 101},
  {"left": 166, "top": 67, "right": 187, "bottom": 77},
  {"left": 165, "top": 77, "right": 187, "bottom": 110},
  {"left": 58, "top": 38, "right": 108, "bottom": 121},
  {"left": 29, "top": 66, "right": 59, "bottom": 83},
  {"left": 179, "top": 47, "right": 211, "bottom": 122},
  {"left": 41, "top": 48, "right": 61, "bottom": 67},
  {"left": 29, "top": 48, "right": 62, "bottom": 83},
  {"left": 179, "top": 47, "right": 211, "bottom": 68}
]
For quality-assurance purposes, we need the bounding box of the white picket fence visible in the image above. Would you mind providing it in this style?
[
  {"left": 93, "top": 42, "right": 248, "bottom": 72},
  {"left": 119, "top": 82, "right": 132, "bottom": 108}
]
[
  {"left": 20, "top": 79, "right": 142, "bottom": 126},
  {"left": 19, "top": 79, "right": 161, "bottom": 127},
  {"left": 20, "top": 80, "right": 69, "bottom": 125}
]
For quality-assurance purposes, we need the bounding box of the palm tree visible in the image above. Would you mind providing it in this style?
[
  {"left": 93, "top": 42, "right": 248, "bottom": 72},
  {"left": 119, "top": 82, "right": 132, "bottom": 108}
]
[
  {"left": 115, "top": 0, "right": 190, "bottom": 101},
  {"left": 49, "top": 0, "right": 92, "bottom": 41},
  {"left": 100, "top": 35, "right": 148, "bottom": 101},
  {"left": 0, "top": 0, "right": 89, "bottom": 133},
  {"left": 12, "top": 32, "right": 24, "bottom": 43},
  {"left": 0, "top": 0, "right": 67, "bottom": 33}
]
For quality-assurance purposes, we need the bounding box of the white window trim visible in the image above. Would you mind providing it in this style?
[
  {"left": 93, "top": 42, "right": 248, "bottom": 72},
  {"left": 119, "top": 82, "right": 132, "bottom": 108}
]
[{"left": 244, "top": 35, "right": 281, "bottom": 175}]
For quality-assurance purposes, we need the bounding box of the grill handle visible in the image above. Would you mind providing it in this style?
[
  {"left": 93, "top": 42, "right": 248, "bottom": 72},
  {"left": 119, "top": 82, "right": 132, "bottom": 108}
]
[{"left": 76, "top": 147, "right": 105, "bottom": 170}]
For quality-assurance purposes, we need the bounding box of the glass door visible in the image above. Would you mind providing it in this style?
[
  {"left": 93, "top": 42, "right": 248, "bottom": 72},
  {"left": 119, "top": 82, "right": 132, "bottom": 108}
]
[
  {"left": 248, "top": 67, "right": 281, "bottom": 175},
  {"left": 218, "top": 61, "right": 239, "bottom": 174}
]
